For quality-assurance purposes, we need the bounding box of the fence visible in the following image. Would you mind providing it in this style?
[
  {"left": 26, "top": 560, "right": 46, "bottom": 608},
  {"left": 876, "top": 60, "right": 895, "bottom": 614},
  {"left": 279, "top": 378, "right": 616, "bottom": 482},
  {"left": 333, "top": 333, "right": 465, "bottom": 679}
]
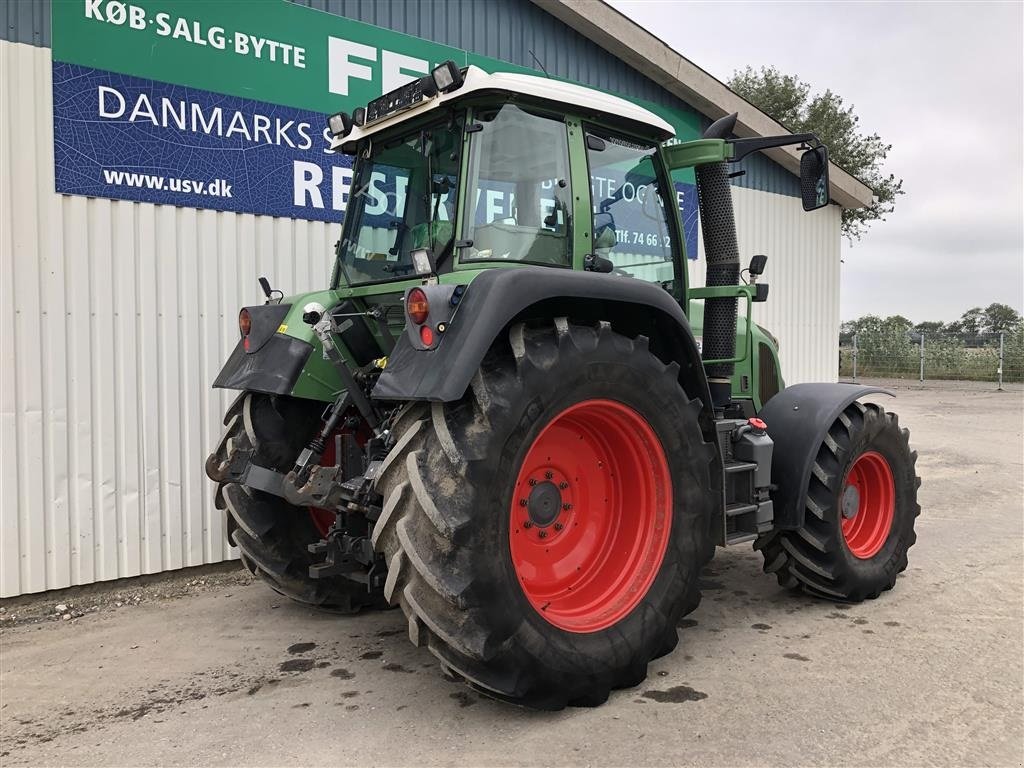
[{"left": 839, "top": 330, "right": 1024, "bottom": 387}]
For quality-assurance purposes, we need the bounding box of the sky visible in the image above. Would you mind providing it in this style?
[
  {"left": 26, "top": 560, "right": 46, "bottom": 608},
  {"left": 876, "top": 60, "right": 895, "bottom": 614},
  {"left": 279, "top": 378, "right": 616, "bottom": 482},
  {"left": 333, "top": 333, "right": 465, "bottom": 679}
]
[{"left": 608, "top": 0, "right": 1024, "bottom": 322}]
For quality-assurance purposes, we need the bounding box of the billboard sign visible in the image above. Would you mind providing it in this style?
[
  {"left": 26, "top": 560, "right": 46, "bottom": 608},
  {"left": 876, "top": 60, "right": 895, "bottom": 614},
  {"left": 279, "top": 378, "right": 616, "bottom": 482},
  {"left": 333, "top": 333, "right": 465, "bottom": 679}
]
[{"left": 52, "top": 0, "right": 700, "bottom": 256}]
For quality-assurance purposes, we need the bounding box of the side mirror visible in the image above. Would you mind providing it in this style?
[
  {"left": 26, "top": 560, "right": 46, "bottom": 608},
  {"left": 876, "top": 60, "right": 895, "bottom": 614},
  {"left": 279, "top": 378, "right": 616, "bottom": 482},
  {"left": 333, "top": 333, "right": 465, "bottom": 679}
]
[
  {"left": 594, "top": 211, "right": 616, "bottom": 235},
  {"left": 800, "top": 146, "right": 830, "bottom": 211},
  {"left": 593, "top": 212, "right": 617, "bottom": 252},
  {"left": 584, "top": 254, "right": 614, "bottom": 273}
]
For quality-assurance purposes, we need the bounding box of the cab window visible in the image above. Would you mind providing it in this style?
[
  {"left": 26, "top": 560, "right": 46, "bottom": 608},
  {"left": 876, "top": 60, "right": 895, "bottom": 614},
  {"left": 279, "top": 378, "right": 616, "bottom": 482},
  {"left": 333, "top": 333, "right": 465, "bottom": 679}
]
[
  {"left": 335, "top": 118, "right": 462, "bottom": 285},
  {"left": 586, "top": 131, "right": 677, "bottom": 286},
  {"left": 460, "top": 104, "right": 573, "bottom": 267}
]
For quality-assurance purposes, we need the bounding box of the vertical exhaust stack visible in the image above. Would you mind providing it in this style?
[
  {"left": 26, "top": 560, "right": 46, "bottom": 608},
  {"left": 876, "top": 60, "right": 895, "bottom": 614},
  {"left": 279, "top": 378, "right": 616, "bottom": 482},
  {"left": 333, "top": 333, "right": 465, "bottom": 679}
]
[{"left": 695, "top": 113, "right": 741, "bottom": 411}]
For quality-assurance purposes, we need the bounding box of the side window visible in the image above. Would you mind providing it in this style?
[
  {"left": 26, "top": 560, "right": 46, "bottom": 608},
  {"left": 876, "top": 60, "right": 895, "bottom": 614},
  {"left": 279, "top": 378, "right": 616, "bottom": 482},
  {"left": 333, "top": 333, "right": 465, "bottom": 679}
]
[
  {"left": 461, "top": 104, "right": 573, "bottom": 266},
  {"left": 586, "top": 132, "right": 677, "bottom": 286}
]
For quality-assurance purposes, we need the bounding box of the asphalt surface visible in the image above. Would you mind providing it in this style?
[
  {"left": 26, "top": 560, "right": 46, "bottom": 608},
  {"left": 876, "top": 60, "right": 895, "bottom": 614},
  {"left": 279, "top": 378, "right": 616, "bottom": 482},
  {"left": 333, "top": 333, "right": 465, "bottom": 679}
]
[{"left": 2, "top": 387, "right": 1022, "bottom": 767}]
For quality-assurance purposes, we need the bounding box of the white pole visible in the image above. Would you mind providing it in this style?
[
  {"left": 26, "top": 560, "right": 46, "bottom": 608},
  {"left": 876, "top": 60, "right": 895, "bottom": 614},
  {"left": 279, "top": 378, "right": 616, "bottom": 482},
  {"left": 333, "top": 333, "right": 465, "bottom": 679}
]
[
  {"left": 853, "top": 333, "right": 858, "bottom": 383},
  {"left": 998, "top": 332, "right": 1004, "bottom": 391},
  {"left": 919, "top": 333, "right": 925, "bottom": 383}
]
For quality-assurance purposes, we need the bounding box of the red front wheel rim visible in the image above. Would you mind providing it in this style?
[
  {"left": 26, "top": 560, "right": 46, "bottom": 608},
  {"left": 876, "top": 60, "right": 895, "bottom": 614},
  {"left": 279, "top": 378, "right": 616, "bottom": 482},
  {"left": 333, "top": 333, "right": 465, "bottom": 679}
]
[
  {"left": 508, "top": 399, "right": 673, "bottom": 633},
  {"left": 840, "top": 450, "right": 895, "bottom": 559}
]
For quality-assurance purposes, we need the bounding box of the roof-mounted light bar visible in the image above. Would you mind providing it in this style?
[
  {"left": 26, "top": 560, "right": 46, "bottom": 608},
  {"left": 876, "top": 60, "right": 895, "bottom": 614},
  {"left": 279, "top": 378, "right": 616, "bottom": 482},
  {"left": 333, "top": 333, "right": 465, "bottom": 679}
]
[{"left": 360, "top": 60, "right": 465, "bottom": 128}]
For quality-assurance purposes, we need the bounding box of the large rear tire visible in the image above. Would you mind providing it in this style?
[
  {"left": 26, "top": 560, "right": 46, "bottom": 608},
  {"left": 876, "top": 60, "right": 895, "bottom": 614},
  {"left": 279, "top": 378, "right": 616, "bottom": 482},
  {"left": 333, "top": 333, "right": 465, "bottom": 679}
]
[
  {"left": 755, "top": 401, "right": 920, "bottom": 601},
  {"left": 373, "top": 320, "right": 716, "bottom": 708},
  {"left": 210, "top": 392, "right": 383, "bottom": 613}
]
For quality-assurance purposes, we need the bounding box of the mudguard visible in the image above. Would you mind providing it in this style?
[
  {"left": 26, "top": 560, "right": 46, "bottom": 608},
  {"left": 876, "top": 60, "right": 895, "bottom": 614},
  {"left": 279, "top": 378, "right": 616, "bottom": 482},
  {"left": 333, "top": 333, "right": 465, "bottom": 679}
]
[
  {"left": 758, "top": 383, "right": 893, "bottom": 529},
  {"left": 212, "top": 295, "right": 373, "bottom": 402},
  {"left": 213, "top": 334, "right": 314, "bottom": 396},
  {"left": 373, "top": 267, "right": 712, "bottom": 414}
]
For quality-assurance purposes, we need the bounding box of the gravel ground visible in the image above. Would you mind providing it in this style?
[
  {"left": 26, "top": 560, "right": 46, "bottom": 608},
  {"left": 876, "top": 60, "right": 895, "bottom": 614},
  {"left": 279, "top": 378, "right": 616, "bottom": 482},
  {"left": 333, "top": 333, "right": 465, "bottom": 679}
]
[{"left": 1, "top": 387, "right": 1022, "bottom": 767}]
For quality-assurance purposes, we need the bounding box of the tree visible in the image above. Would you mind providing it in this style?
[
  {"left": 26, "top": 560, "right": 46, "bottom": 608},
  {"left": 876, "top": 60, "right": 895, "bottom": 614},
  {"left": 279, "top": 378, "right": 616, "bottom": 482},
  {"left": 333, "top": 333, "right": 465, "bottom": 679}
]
[
  {"left": 729, "top": 66, "right": 904, "bottom": 241},
  {"left": 913, "top": 321, "right": 946, "bottom": 334},
  {"left": 946, "top": 307, "right": 985, "bottom": 336},
  {"left": 982, "top": 303, "right": 1022, "bottom": 334}
]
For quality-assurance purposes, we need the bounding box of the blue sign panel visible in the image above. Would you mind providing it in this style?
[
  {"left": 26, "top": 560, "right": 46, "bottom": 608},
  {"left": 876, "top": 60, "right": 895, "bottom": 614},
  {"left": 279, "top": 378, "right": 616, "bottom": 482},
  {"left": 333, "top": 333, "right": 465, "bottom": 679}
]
[
  {"left": 53, "top": 63, "right": 349, "bottom": 223},
  {"left": 53, "top": 62, "right": 699, "bottom": 258}
]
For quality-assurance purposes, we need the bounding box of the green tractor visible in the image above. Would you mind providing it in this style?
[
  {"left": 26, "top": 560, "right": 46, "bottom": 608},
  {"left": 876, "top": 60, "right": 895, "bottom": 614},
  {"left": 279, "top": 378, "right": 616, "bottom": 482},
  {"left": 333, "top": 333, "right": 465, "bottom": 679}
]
[{"left": 206, "top": 63, "right": 920, "bottom": 708}]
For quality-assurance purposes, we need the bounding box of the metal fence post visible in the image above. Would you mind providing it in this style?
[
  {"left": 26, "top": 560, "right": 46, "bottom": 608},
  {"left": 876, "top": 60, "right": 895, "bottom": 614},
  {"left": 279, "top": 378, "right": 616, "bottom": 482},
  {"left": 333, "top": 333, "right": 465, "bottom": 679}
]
[
  {"left": 852, "top": 333, "right": 858, "bottom": 383},
  {"left": 998, "top": 332, "right": 1005, "bottom": 391},
  {"left": 919, "top": 332, "right": 925, "bottom": 383}
]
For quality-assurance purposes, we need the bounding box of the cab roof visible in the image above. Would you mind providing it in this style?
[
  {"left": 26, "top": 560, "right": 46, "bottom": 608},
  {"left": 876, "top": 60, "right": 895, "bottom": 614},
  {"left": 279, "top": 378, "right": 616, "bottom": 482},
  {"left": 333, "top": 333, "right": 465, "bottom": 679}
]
[{"left": 334, "top": 65, "right": 675, "bottom": 153}]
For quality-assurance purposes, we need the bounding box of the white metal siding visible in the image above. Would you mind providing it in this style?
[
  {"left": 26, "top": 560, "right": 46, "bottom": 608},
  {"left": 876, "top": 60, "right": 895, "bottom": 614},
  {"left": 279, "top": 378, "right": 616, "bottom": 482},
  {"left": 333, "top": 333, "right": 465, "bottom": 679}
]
[
  {"left": 1, "top": 41, "right": 335, "bottom": 597},
  {"left": 688, "top": 184, "right": 842, "bottom": 386},
  {"left": 1, "top": 39, "right": 841, "bottom": 597}
]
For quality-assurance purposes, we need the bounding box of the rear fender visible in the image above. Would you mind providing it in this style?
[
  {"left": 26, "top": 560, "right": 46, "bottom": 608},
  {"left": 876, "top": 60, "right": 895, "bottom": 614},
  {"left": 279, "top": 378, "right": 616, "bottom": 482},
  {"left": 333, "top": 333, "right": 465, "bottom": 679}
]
[
  {"left": 213, "top": 291, "right": 350, "bottom": 402},
  {"left": 372, "top": 267, "right": 715, "bottom": 429},
  {"left": 758, "top": 383, "right": 893, "bottom": 529}
]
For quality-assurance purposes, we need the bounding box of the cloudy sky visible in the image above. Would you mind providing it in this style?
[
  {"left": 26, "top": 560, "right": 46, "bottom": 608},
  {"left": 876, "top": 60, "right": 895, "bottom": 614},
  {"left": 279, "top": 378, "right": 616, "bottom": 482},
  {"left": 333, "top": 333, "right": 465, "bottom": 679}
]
[{"left": 609, "top": 0, "right": 1023, "bottom": 322}]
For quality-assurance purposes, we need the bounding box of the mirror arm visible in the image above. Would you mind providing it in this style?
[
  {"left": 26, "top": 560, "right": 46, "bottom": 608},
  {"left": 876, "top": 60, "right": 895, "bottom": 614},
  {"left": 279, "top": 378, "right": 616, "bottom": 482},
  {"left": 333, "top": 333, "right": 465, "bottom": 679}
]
[{"left": 728, "top": 133, "right": 820, "bottom": 163}]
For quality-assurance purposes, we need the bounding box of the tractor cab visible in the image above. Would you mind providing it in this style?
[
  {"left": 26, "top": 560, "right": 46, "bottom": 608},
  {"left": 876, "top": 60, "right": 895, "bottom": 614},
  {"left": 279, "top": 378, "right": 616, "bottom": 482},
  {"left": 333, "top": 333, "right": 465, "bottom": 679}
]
[{"left": 329, "top": 64, "right": 682, "bottom": 290}]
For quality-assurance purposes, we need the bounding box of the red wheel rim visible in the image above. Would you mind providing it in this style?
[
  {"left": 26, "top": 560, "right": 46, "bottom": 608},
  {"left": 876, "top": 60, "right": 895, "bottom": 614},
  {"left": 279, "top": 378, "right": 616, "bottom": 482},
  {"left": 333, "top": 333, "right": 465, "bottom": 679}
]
[
  {"left": 840, "top": 451, "right": 895, "bottom": 559},
  {"left": 508, "top": 399, "right": 672, "bottom": 633}
]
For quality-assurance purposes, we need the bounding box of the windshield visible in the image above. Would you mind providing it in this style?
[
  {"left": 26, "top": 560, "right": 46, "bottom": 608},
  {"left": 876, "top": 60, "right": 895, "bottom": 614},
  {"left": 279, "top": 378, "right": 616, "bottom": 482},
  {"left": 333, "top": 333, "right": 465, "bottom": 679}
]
[{"left": 335, "top": 116, "right": 463, "bottom": 286}]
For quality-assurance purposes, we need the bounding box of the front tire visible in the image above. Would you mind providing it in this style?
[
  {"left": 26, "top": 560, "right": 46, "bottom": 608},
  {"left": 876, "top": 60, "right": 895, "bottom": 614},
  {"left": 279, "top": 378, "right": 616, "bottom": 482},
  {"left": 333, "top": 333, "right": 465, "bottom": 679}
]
[
  {"left": 755, "top": 401, "right": 920, "bottom": 601},
  {"left": 373, "top": 320, "right": 716, "bottom": 708}
]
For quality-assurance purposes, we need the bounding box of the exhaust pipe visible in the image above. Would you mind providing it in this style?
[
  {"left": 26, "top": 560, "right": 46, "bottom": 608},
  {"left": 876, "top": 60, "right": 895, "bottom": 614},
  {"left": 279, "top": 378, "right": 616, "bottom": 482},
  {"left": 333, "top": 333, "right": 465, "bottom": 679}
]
[{"left": 695, "top": 113, "right": 740, "bottom": 411}]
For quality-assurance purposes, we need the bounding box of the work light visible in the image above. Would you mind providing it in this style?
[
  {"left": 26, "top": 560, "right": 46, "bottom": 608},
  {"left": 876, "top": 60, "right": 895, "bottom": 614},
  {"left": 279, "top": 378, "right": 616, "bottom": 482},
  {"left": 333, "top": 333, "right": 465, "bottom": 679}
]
[
  {"left": 352, "top": 106, "right": 366, "bottom": 127},
  {"left": 431, "top": 60, "right": 463, "bottom": 93},
  {"left": 411, "top": 248, "right": 435, "bottom": 275},
  {"left": 327, "top": 111, "right": 352, "bottom": 138}
]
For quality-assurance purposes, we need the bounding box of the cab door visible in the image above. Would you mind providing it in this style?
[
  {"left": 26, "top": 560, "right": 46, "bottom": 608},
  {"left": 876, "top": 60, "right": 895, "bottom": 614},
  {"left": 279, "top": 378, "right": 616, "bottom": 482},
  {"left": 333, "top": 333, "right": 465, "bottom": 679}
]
[
  {"left": 582, "top": 128, "right": 688, "bottom": 301},
  {"left": 454, "top": 103, "right": 577, "bottom": 270}
]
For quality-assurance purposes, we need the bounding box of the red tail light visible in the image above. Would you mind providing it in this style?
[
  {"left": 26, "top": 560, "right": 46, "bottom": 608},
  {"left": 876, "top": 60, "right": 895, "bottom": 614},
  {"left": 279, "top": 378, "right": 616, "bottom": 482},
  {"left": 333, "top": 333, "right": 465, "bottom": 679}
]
[
  {"left": 419, "top": 325, "right": 434, "bottom": 346},
  {"left": 239, "top": 308, "right": 252, "bottom": 350},
  {"left": 407, "top": 288, "right": 429, "bottom": 325}
]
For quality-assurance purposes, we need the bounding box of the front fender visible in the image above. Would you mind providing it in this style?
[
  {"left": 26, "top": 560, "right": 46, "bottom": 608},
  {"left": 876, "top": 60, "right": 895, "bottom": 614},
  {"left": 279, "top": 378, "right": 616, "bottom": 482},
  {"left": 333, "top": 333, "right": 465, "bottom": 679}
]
[
  {"left": 372, "top": 267, "right": 713, "bottom": 418},
  {"left": 758, "top": 383, "right": 893, "bottom": 529}
]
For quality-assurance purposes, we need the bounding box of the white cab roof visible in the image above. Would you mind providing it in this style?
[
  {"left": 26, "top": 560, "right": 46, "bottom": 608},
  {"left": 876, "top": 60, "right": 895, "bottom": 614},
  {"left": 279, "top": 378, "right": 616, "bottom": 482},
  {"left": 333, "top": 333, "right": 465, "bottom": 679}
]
[{"left": 334, "top": 65, "right": 675, "bottom": 152}]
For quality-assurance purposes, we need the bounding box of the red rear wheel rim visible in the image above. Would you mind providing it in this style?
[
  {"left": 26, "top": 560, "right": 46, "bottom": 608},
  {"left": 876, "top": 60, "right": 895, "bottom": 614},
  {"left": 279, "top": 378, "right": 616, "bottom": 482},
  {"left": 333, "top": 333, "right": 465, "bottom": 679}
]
[
  {"left": 840, "top": 450, "right": 895, "bottom": 559},
  {"left": 508, "top": 399, "right": 672, "bottom": 633}
]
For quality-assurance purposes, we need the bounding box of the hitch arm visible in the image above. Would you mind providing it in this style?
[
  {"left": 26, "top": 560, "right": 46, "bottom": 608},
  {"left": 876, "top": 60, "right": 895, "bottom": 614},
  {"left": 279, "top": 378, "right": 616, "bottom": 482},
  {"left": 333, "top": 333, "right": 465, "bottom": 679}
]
[{"left": 311, "top": 316, "right": 382, "bottom": 433}]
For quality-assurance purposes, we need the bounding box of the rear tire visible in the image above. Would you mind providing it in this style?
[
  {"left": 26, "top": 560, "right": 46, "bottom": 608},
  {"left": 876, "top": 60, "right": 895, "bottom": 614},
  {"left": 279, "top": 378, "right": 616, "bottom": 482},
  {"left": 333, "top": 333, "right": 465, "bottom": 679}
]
[
  {"left": 373, "top": 320, "right": 716, "bottom": 708},
  {"left": 210, "top": 392, "right": 383, "bottom": 613},
  {"left": 755, "top": 401, "right": 920, "bottom": 601}
]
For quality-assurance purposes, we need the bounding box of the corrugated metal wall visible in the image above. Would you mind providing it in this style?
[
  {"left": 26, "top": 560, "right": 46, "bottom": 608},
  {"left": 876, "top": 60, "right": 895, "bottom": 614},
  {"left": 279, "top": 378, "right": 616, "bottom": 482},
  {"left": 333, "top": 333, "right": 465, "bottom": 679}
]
[
  {"left": 688, "top": 185, "right": 842, "bottom": 386},
  {"left": 2, "top": 0, "right": 49, "bottom": 47},
  {"left": 1, "top": 41, "right": 336, "bottom": 597}
]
